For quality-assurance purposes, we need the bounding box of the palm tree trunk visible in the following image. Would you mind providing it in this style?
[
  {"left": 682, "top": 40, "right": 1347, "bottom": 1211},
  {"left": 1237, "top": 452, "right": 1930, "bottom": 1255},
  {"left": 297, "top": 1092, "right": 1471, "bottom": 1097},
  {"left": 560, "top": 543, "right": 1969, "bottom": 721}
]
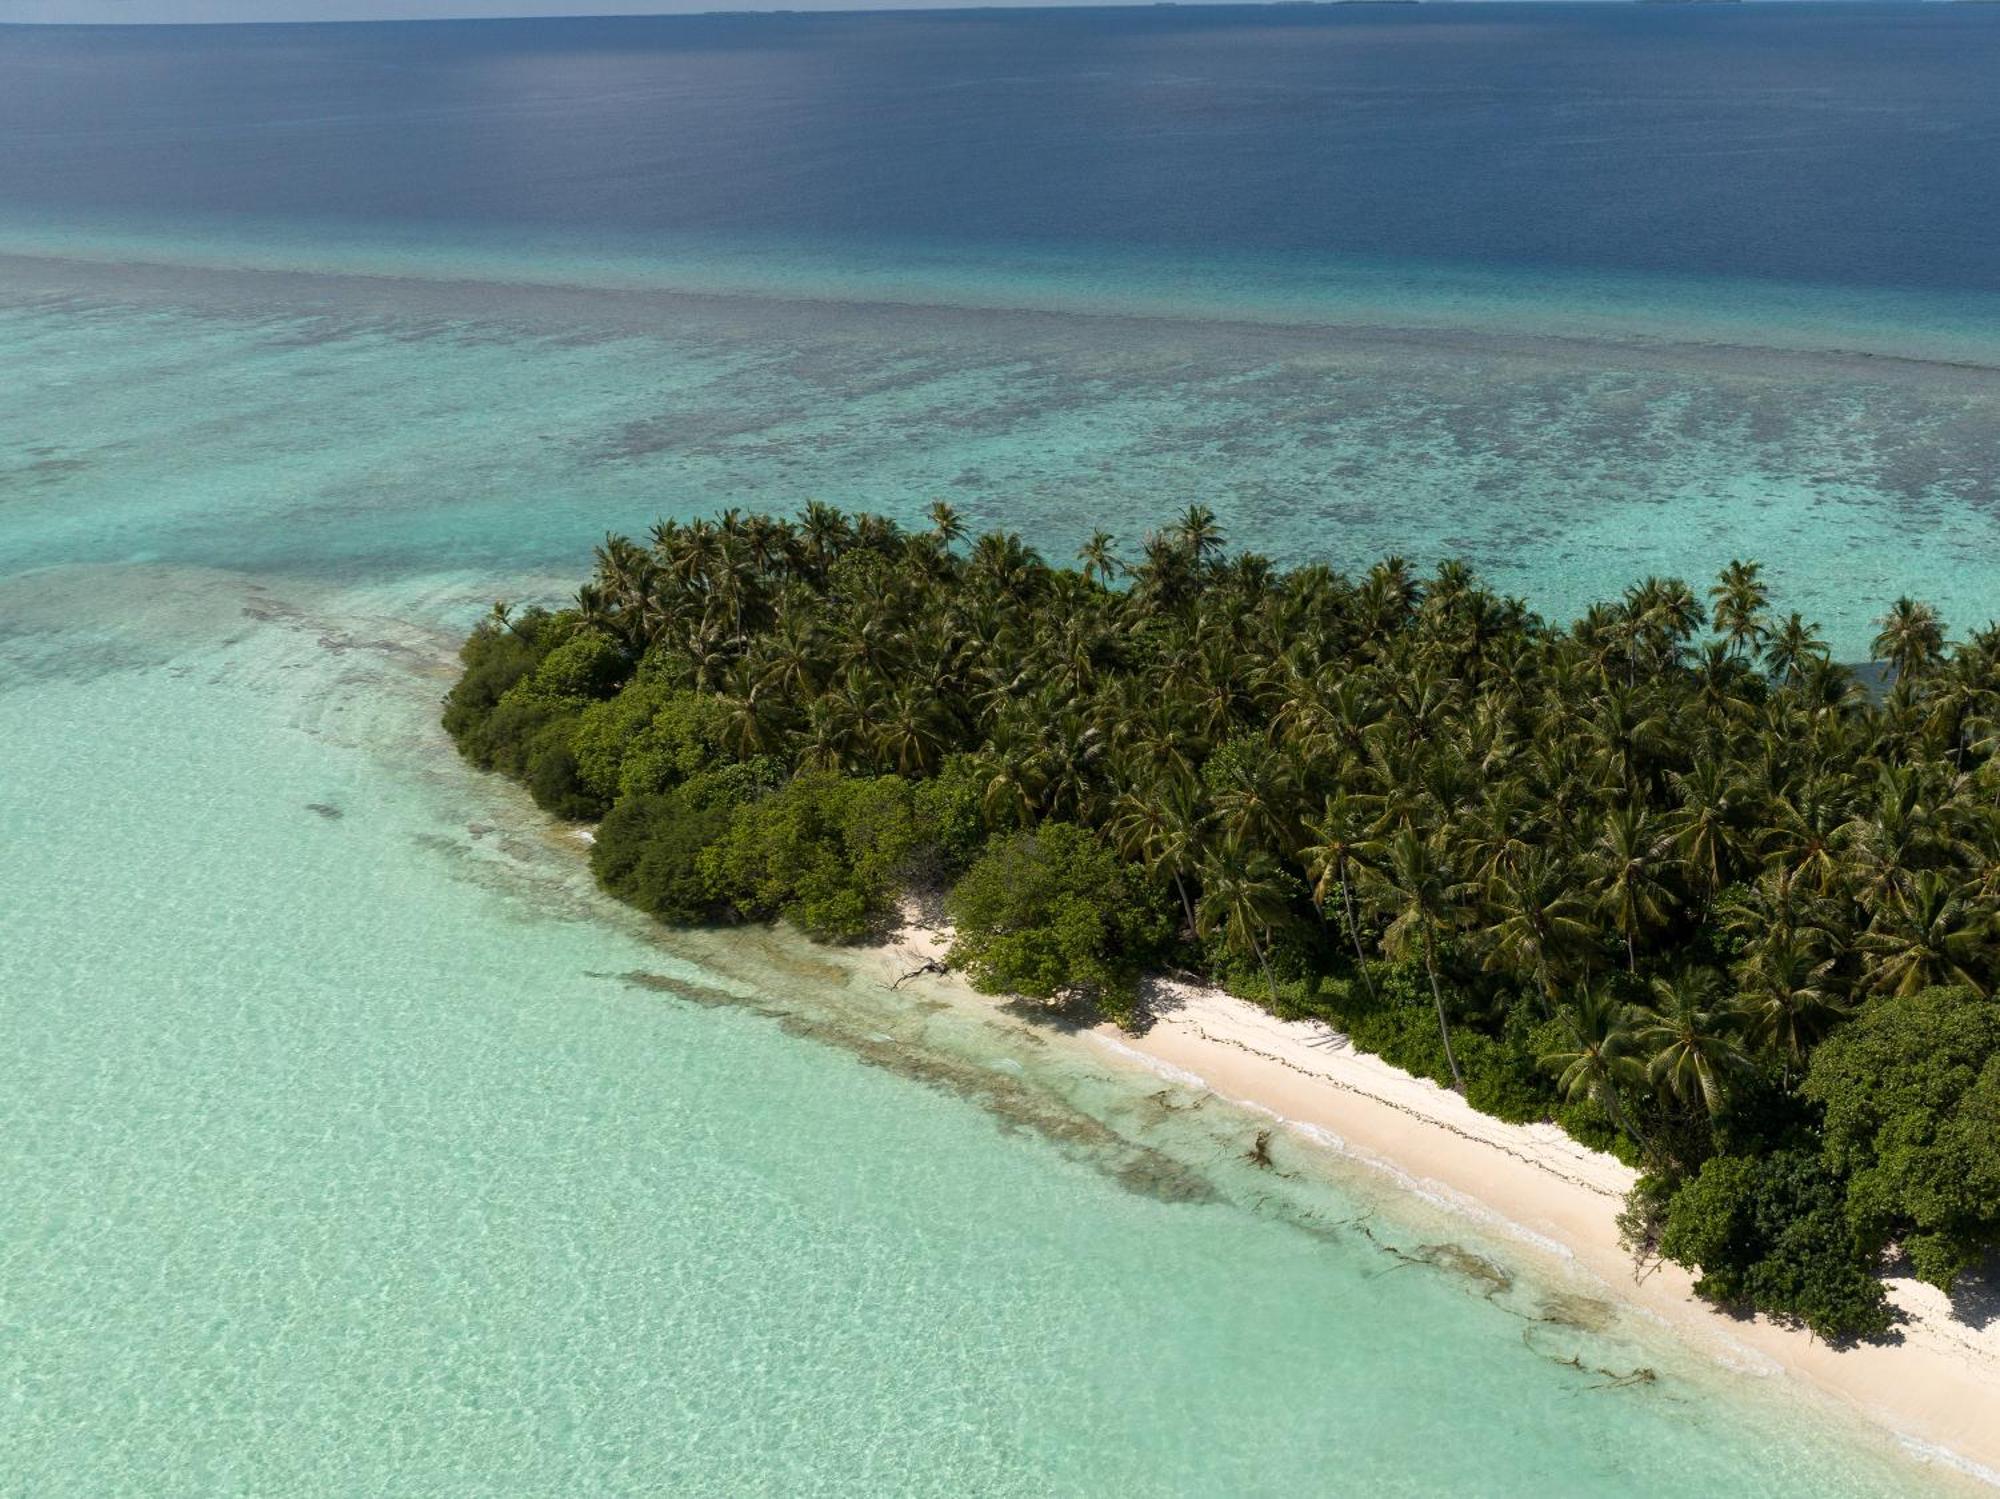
[
  {"left": 1625, "top": 929, "right": 1637, "bottom": 975},
  {"left": 1422, "top": 933, "right": 1466, "bottom": 1093},
  {"left": 1339, "top": 873, "right": 1378, "bottom": 1002},
  {"left": 1534, "top": 971, "right": 1559, "bottom": 1020},
  {"left": 1172, "top": 871, "right": 1197, "bottom": 943},
  {"left": 1251, "top": 930, "right": 1281, "bottom": 1010},
  {"left": 1596, "top": 1077, "right": 1652, "bottom": 1160}
]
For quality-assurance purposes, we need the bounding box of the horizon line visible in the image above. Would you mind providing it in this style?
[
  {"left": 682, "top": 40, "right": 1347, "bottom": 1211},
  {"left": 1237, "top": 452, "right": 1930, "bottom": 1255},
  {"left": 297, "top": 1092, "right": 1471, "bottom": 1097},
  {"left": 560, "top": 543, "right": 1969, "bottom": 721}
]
[{"left": 1, "top": 0, "right": 1976, "bottom": 31}]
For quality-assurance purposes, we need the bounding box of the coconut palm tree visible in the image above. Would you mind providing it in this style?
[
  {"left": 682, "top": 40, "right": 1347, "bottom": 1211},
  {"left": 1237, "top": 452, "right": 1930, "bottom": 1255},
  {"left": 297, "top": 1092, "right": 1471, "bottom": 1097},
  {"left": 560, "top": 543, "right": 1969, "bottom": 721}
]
[
  {"left": 1109, "top": 780, "right": 1206, "bottom": 939},
  {"left": 573, "top": 582, "right": 620, "bottom": 643},
  {"left": 1734, "top": 928, "right": 1847, "bottom": 1071},
  {"left": 968, "top": 531, "right": 1047, "bottom": 602},
  {"left": 1763, "top": 776, "right": 1850, "bottom": 896},
  {"left": 1358, "top": 557, "right": 1421, "bottom": 643},
  {"left": 1709, "top": 559, "right": 1770, "bottom": 660},
  {"left": 798, "top": 500, "right": 852, "bottom": 580},
  {"left": 1763, "top": 612, "right": 1828, "bottom": 686},
  {"left": 1077, "top": 530, "right": 1123, "bottom": 585},
  {"left": 1371, "top": 826, "right": 1467, "bottom": 1092},
  {"left": 1836, "top": 762, "right": 1952, "bottom": 917},
  {"left": 1631, "top": 969, "right": 1751, "bottom": 1117},
  {"left": 973, "top": 736, "right": 1043, "bottom": 831},
  {"left": 754, "top": 608, "right": 827, "bottom": 699},
  {"left": 1196, "top": 852, "right": 1293, "bottom": 1008},
  {"left": 1031, "top": 709, "right": 1112, "bottom": 825},
  {"left": 874, "top": 686, "right": 954, "bottom": 777},
  {"left": 1873, "top": 597, "right": 1948, "bottom": 684},
  {"left": 1210, "top": 742, "right": 1302, "bottom": 859},
  {"left": 1300, "top": 792, "right": 1382, "bottom": 1001},
  {"left": 714, "top": 662, "right": 781, "bottom": 759},
  {"left": 1173, "top": 504, "right": 1226, "bottom": 567},
  {"left": 1541, "top": 983, "right": 1649, "bottom": 1150},
  {"left": 1665, "top": 758, "right": 1755, "bottom": 911},
  {"left": 1590, "top": 805, "right": 1678, "bottom": 972},
  {"left": 1479, "top": 849, "right": 1596, "bottom": 1012},
  {"left": 1622, "top": 576, "right": 1704, "bottom": 680},
  {"left": 1857, "top": 871, "right": 1992, "bottom": 997},
  {"left": 926, "top": 499, "right": 966, "bottom": 550},
  {"left": 1586, "top": 686, "right": 1669, "bottom": 800}
]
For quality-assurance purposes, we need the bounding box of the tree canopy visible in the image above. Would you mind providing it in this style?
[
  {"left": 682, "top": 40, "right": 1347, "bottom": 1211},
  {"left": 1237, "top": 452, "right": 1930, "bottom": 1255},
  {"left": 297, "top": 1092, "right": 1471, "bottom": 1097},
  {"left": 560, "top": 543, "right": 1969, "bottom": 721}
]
[
  {"left": 447, "top": 503, "right": 2000, "bottom": 1337},
  {"left": 946, "top": 822, "right": 1171, "bottom": 1024},
  {"left": 1805, "top": 986, "right": 2000, "bottom": 1291}
]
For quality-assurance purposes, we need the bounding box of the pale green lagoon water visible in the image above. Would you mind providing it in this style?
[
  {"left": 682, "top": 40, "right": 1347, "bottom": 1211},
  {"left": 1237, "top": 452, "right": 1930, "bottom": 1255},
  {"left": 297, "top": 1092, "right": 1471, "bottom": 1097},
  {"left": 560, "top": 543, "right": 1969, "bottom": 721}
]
[{"left": 3, "top": 235, "right": 1996, "bottom": 1495}]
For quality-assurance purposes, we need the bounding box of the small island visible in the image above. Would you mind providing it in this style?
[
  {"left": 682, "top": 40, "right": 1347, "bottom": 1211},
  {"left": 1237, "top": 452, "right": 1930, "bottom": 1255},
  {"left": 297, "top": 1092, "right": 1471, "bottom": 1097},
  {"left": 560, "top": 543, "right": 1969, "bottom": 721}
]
[{"left": 447, "top": 503, "right": 2000, "bottom": 1341}]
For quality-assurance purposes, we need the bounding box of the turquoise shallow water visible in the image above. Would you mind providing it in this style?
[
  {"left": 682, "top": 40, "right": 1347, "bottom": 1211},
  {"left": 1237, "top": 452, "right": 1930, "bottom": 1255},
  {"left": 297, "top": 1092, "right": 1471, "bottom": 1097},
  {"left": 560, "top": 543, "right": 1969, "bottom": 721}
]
[
  {"left": 7, "top": 230, "right": 2000, "bottom": 660},
  {"left": 0, "top": 568, "right": 1973, "bottom": 1498},
  {"left": 2, "top": 231, "right": 1995, "bottom": 1495}
]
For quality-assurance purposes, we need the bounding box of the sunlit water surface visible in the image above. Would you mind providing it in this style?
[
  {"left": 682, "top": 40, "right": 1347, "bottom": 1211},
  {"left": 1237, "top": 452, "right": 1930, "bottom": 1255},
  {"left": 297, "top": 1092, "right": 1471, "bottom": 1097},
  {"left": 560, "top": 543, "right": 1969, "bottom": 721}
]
[
  {"left": 4, "top": 246, "right": 1994, "bottom": 1498},
  {"left": 7, "top": 7, "right": 2000, "bottom": 1494}
]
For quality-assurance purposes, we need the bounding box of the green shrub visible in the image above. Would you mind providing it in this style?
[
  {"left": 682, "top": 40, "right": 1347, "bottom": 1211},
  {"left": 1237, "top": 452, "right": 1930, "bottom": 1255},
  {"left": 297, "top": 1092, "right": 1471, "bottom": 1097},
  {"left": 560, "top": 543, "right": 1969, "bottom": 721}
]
[
  {"left": 442, "top": 613, "right": 631, "bottom": 799},
  {"left": 678, "top": 759, "right": 786, "bottom": 811},
  {"left": 1805, "top": 985, "right": 2000, "bottom": 1291},
  {"left": 522, "top": 714, "right": 602, "bottom": 820},
  {"left": 591, "top": 789, "right": 736, "bottom": 924},
  {"left": 442, "top": 608, "right": 562, "bottom": 764},
  {"left": 572, "top": 683, "right": 727, "bottom": 801},
  {"left": 702, "top": 772, "right": 921, "bottom": 942},
  {"left": 1464, "top": 1040, "right": 1559, "bottom": 1124},
  {"left": 1552, "top": 1097, "right": 1632, "bottom": 1161},
  {"left": 945, "top": 823, "right": 1170, "bottom": 1026},
  {"left": 1294, "top": 961, "right": 1454, "bottom": 1088},
  {"left": 1467, "top": 997, "right": 1569, "bottom": 1125},
  {"left": 911, "top": 754, "right": 990, "bottom": 877},
  {"left": 520, "top": 629, "right": 630, "bottom": 704},
  {"left": 1659, "top": 1150, "right": 1890, "bottom": 1340},
  {"left": 463, "top": 691, "right": 551, "bottom": 773}
]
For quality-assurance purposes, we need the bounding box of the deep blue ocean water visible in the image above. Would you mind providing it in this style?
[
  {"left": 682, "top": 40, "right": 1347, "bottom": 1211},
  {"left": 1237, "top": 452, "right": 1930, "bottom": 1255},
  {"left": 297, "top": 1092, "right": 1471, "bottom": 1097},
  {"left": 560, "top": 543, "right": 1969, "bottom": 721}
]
[{"left": 2, "top": 4, "right": 1998, "bottom": 291}]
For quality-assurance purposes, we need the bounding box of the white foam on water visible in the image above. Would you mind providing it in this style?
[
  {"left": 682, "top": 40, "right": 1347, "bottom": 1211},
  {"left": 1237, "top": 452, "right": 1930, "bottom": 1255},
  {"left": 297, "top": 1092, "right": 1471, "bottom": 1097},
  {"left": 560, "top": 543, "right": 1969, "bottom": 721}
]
[{"left": 1900, "top": 1437, "right": 2000, "bottom": 1492}]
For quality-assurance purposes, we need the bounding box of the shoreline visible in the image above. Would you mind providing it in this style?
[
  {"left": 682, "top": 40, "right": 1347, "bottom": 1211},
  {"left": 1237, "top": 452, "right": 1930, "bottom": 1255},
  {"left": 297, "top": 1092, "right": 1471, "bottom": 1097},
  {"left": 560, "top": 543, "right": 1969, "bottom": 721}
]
[{"left": 861, "top": 911, "right": 2000, "bottom": 1489}]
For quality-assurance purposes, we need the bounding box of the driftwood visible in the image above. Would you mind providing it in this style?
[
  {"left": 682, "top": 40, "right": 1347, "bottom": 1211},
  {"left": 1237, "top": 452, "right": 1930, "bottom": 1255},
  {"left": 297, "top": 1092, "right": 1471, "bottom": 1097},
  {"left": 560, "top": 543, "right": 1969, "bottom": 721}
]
[{"left": 890, "top": 958, "right": 948, "bottom": 990}]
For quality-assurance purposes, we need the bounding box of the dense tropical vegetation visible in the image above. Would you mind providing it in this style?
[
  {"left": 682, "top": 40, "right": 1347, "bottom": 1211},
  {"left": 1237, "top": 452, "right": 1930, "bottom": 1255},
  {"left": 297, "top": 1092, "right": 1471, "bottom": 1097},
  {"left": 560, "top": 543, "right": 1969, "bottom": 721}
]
[{"left": 446, "top": 502, "right": 2000, "bottom": 1338}]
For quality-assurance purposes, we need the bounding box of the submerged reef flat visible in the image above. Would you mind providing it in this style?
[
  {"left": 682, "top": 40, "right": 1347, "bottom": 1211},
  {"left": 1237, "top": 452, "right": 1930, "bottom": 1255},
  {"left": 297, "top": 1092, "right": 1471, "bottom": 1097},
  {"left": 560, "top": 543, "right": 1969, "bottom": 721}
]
[{"left": 5, "top": 247, "right": 2000, "bottom": 661}]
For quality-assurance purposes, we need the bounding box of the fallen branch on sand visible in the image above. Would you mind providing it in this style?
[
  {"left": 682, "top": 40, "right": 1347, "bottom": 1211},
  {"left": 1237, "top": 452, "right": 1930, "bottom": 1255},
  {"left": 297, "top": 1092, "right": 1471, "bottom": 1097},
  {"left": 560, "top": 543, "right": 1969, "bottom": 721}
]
[{"left": 891, "top": 958, "right": 948, "bottom": 989}]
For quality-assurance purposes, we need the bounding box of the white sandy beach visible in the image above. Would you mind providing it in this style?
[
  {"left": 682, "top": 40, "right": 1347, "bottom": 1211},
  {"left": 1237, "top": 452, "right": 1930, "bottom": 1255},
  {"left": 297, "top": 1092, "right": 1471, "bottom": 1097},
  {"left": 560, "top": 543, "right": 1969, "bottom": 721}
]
[{"left": 867, "top": 912, "right": 2000, "bottom": 1488}]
